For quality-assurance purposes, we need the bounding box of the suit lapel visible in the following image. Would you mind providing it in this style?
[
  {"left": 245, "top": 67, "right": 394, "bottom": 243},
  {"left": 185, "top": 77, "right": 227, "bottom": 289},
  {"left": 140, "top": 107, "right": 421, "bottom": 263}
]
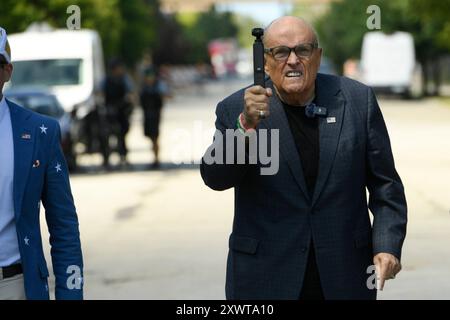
[
  {"left": 311, "top": 74, "right": 345, "bottom": 207},
  {"left": 260, "top": 81, "right": 311, "bottom": 202},
  {"left": 8, "top": 100, "right": 36, "bottom": 221}
]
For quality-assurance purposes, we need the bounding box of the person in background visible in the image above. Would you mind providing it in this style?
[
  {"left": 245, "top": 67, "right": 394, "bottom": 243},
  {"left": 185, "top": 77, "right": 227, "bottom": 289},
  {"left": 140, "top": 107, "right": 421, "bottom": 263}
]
[
  {"left": 140, "top": 66, "right": 170, "bottom": 168},
  {"left": 100, "top": 58, "right": 134, "bottom": 169}
]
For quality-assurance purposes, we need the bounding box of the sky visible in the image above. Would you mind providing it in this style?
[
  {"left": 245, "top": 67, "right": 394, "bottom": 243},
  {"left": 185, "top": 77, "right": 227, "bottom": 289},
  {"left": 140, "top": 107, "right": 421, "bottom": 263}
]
[{"left": 216, "top": 1, "right": 294, "bottom": 25}]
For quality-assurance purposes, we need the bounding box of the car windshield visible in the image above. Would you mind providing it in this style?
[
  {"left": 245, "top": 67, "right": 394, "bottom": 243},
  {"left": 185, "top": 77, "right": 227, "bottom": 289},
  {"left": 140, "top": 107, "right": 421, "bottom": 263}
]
[
  {"left": 8, "top": 95, "right": 64, "bottom": 118},
  {"left": 10, "top": 59, "right": 83, "bottom": 87}
]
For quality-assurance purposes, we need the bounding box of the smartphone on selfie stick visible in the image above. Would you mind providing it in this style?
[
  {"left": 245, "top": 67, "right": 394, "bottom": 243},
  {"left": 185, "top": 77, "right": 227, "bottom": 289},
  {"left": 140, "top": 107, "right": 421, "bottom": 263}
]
[{"left": 252, "top": 28, "right": 265, "bottom": 88}]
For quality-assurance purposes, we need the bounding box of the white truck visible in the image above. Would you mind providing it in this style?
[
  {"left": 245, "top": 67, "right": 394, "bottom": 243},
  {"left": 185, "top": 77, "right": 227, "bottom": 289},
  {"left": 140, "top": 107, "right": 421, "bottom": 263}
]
[
  {"left": 7, "top": 24, "right": 105, "bottom": 168},
  {"left": 360, "top": 31, "right": 423, "bottom": 98}
]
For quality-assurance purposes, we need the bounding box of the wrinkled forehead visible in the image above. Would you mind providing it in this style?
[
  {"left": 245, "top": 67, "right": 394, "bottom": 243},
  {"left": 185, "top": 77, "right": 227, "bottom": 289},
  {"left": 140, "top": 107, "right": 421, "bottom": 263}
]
[{"left": 264, "top": 20, "right": 316, "bottom": 47}]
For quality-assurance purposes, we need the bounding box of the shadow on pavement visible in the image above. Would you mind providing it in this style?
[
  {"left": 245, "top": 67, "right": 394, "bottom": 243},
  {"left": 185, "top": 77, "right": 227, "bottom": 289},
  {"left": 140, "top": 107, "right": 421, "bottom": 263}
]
[{"left": 70, "top": 162, "right": 200, "bottom": 176}]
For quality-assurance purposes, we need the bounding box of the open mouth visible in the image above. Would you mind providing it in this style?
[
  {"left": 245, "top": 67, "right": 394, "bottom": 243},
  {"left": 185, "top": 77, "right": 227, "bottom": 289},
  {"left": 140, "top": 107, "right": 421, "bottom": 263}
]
[{"left": 285, "top": 70, "right": 303, "bottom": 78}]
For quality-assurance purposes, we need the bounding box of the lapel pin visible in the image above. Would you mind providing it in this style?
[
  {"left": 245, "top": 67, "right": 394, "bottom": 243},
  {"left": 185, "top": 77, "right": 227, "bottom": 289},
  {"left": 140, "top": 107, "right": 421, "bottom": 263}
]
[
  {"left": 39, "top": 124, "right": 48, "bottom": 134},
  {"left": 33, "top": 160, "right": 40, "bottom": 168},
  {"left": 21, "top": 133, "right": 31, "bottom": 139},
  {"left": 326, "top": 117, "right": 336, "bottom": 124}
]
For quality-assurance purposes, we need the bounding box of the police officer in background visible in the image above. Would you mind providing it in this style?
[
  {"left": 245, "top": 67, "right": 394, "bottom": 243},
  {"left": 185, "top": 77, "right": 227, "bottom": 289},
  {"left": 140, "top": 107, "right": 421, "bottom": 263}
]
[
  {"left": 100, "top": 58, "right": 134, "bottom": 169},
  {"left": 140, "top": 65, "right": 170, "bottom": 168}
]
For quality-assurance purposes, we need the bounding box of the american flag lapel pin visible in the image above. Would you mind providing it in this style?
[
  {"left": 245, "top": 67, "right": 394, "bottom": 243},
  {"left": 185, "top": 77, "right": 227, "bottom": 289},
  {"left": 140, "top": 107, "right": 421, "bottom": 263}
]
[
  {"left": 21, "top": 133, "right": 31, "bottom": 140},
  {"left": 32, "top": 160, "right": 40, "bottom": 168},
  {"left": 326, "top": 117, "right": 336, "bottom": 124}
]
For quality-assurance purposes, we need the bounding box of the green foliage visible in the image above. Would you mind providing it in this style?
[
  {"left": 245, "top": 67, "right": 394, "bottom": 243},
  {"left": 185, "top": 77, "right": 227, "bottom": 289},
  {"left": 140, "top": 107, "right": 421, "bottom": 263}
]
[
  {"left": 233, "top": 14, "right": 262, "bottom": 49},
  {"left": 152, "top": 13, "right": 190, "bottom": 65},
  {"left": 0, "top": 0, "right": 159, "bottom": 67},
  {"left": 0, "top": 1, "right": 246, "bottom": 66},
  {"left": 408, "top": 0, "right": 450, "bottom": 51},
  {"left": 117, "top": 0, "right": 159, "bottom": 66},
  {"left": 314, "top": 0, "right": 450, "bottom": 73},
  {"left": 176, "top": 5, "right": 239, "bottom": 64}
]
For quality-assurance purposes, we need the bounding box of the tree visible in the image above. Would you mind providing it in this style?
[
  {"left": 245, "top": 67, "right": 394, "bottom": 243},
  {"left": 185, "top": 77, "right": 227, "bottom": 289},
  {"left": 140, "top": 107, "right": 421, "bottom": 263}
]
[
  {"left": 0, "top": 0, "right": 161, "bottom": 68},
  {"left": 408, "top": 0, "right": 450, "bottom": 51},
  {"left": 314, "top": 0, "right": 450, "bottom": 95},
  {"left": 177, "top": 5, "right": 239, "bottom": 64},
  {"left": 232, "top": 14, "right": 262, "bottom": 49},
  {"left": 117, "top": 0, "right": 160, "bottom": 67},
  {"left": 0, "top": 0, "right": 121, "bottom": 60},
  {"left": 152, "top": 13, "right": 190, "bottom": 65},
  {"left": 314, "top": 0, "right": 412, "bottom": 73}
]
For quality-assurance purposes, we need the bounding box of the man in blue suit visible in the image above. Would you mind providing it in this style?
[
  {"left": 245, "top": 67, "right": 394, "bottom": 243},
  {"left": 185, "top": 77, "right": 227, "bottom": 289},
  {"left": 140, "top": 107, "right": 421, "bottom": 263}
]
[
  {"left": 201, "top": 17, "right": 407, "bottom": 299},
  {"left": 0, "top": 27, "right": 83, "bottom": 300}
]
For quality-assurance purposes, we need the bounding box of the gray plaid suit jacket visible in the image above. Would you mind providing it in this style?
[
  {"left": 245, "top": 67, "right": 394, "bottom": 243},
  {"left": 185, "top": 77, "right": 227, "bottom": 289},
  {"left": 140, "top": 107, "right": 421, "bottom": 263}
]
[{"left": 200, "top": 73, "right": 407, "bottom": 300}]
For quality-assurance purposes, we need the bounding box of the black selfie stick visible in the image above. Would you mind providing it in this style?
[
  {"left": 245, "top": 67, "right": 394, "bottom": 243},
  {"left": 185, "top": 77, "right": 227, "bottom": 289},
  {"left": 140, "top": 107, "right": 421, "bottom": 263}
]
[{"left": 252, "top": 28, "right": 265, "bottom": 88}]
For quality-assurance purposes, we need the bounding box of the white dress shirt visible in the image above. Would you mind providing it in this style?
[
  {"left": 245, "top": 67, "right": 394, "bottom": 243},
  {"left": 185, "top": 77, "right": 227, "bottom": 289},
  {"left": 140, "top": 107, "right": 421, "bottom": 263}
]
[{"left": 0, "top": 95, "right": 21, "bottom": 267}]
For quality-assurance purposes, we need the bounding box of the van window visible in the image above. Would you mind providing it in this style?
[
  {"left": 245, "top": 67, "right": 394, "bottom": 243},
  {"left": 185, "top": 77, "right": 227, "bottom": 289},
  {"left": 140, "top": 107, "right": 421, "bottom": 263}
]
[{"left": 11, "top": 59, "right": 83, "bottom": 87}]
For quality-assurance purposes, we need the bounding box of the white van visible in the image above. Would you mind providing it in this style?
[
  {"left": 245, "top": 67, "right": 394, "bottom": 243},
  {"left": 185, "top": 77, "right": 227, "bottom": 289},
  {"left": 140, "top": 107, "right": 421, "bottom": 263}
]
[
  {"left": 7, "top": 25, "right": 105, "bottom": 168},
  {"left": 8, "top": 26, "right": 104, "bottom": 116},
  {"left": 360, "top": 31, "right": 422, "bottom": 98}
]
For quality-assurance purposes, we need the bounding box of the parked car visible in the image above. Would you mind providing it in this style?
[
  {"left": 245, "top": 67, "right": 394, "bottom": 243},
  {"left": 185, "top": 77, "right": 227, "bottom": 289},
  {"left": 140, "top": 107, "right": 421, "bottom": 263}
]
[{"left": 4, "top": 87, "right": 76, "bottom": 170}]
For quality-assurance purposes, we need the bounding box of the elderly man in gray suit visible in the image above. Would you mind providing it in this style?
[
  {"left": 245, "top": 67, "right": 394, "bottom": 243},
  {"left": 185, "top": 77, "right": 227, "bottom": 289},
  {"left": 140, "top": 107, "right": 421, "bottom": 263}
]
[{"left": 200, "top": 16, "right": 407, "bottom": 300}]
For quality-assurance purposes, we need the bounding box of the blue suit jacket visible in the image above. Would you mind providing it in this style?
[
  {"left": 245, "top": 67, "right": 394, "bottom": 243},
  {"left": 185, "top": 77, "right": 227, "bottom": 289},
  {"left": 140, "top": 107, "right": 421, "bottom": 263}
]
[
  {"left": 7, "top": 99, "right": 83, "bottom": 300},
  {"left": 200, "top": 74, "right": 407, "bottom": 300}
]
